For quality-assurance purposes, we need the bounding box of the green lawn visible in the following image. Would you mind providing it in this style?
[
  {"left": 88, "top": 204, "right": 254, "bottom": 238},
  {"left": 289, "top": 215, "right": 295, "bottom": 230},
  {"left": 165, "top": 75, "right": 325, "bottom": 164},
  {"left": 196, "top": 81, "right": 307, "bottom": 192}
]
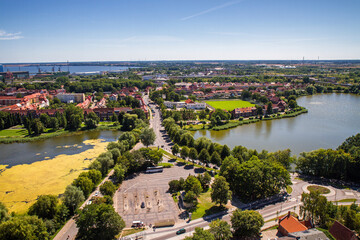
[
  {"left": 336, "top": 198, "right": 357, "bottom": 203},
  {"left": 307, "top": 185, "right": 330, "bottom": 194},
  {"left": 286, "top": 186, "right": 293, "bottom": 194},
  {"left": 0, "top": 128, "right": 29, "bottom": 137},
  {"left": 205, "top": 100, "right": 255, "bottom": 111},
  {"left": 190, "top": 189, "right": 227, "bottom": 220}
]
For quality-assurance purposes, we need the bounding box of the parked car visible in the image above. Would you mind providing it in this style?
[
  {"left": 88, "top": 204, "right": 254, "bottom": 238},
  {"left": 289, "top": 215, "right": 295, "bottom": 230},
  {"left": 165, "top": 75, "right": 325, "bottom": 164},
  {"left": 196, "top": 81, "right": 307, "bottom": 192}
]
[
  {"left": 141, "top": 202, "right": 145, "bottom": 208},
  {"left": 176, "top": 228, "right": 186, "bottom": 235}
]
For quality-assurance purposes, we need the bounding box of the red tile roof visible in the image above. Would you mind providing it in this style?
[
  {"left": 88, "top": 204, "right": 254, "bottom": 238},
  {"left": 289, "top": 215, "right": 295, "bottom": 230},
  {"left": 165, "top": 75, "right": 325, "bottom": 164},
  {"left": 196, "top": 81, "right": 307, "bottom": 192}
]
[
  {"left": 329, "top": 221, "right": 357, "bottom": 240},
  {"left": 279, "top": 214, "right": 308, "bottom": 234}
]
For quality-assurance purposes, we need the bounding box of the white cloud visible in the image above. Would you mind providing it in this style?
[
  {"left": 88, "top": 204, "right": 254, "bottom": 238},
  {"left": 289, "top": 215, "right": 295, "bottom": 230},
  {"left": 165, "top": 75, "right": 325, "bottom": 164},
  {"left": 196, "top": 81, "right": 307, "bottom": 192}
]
[
  {"left": 0, "top": 30, "right": 23, "bottom": 40},
  {"left": 181, "top": 0, "right": 245, "bottom": 21}
]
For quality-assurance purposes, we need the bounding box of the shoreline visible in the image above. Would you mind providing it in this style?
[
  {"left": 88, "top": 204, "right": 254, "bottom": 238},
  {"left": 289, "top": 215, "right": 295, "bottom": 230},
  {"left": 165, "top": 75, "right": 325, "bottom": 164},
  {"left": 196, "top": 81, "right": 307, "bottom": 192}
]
[
  {"left": 0, "top": 124, "right": 120, "bottom": 144},
  {"left": 185, "top": 107, "right": 308, "bottom": 132}
]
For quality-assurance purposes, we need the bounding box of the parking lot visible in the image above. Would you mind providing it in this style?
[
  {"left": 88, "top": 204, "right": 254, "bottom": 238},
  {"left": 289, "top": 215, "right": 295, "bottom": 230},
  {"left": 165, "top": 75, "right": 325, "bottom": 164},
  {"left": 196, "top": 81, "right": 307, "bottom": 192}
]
[{"left": 114, "top": 160, "right": 204, "bottom": 227}]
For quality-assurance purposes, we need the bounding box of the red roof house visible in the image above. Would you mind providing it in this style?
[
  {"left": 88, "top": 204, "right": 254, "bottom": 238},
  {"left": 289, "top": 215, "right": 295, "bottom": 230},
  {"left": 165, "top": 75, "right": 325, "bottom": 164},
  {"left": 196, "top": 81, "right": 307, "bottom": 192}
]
[
  {"left": 278, "top": 212, "right": 309, "bottom": 236},
  {"left": 329, "top": 221, "right": 358, "bottom": 240}
]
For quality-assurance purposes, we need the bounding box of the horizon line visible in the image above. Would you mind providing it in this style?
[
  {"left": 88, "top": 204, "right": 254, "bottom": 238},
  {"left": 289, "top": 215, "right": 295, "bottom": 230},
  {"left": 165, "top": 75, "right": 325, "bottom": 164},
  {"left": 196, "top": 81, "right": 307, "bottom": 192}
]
[{"left": 2, "top": 58, "right": 360, "bottom": 65}]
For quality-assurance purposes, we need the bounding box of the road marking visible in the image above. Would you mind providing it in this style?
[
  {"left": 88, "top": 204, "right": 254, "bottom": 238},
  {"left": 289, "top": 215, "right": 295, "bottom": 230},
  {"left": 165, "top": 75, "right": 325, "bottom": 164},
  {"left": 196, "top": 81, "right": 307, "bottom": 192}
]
[{"left": 123, "top": 183, "right": 139, "bottom": 193}]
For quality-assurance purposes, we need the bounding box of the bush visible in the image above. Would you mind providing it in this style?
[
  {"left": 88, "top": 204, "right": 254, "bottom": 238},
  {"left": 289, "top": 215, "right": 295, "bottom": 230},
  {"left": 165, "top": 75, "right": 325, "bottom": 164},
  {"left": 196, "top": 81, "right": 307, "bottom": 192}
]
[
  {"left": 158, "top": 162, "right": 173, "bottom": 168},
  {"left": 168, "top": 180, "right": 182, "bottom": 193}
]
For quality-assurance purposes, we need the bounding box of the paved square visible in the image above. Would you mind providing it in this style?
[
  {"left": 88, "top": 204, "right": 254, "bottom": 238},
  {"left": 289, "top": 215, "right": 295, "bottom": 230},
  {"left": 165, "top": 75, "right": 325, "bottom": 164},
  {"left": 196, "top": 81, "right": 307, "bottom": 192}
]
[{"left": 114, "top": 161, "right": 203, "bottom": 227}]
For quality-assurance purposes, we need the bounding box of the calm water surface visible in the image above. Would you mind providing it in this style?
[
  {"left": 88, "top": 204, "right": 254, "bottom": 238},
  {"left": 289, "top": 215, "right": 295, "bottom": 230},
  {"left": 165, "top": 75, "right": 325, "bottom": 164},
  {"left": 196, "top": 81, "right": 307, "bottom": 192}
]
[
  {"left": 5, "top": 65, "right": 131, "bottom": 75},
  {"left": 193, "top": 94, "right": 360, "bottom": 155},
  {"left": 0, "top": 130, "right": 120, "bottom": 167}
]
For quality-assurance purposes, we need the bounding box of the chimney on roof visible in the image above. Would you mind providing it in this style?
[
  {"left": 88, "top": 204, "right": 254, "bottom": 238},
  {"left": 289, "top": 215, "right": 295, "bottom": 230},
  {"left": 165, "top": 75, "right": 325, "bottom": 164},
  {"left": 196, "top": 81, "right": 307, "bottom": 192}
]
[{"left": 288, "top": 211, "right": 291, "bottom": 217}]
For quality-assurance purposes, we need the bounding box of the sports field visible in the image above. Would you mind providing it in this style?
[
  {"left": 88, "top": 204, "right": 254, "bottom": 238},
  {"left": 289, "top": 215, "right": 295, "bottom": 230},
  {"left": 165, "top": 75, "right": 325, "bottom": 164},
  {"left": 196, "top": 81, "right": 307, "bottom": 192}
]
[{"left": 205, "top": 100, "right": 255, "bottom": 111}]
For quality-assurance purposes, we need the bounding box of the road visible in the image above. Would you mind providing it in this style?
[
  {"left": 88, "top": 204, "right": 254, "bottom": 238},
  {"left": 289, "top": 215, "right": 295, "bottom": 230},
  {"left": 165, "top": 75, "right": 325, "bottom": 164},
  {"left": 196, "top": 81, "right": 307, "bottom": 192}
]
[{"left": 54, "top": 170, "right": 114, "bottom": 240}]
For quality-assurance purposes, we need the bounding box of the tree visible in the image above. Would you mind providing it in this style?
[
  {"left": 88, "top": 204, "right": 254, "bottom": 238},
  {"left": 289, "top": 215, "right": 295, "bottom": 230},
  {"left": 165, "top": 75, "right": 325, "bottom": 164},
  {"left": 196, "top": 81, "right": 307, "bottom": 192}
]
[
  {"left": 113, "top": 164, "right": 126, "bottom": 183},
  {"left": 199, "top": 110, "right": 207, "bottom": 120},
  {"left": 210, "top": 151, "right": 221, "bottom": 165},
  {"left": 189, "top": 148, "right": 198, "bottom": 163},
  {"left": 231, "top": 209, "right": 264, "bottom": 238},
  {"left": 31, "top": 119, "right": 44, "bottom": 136},
  {"left": 221, "top": 158, "right": 291, "bottom": 201},
  {"left": 198, "top": 148, "right": 210, "bottom": 163},
  {"left": 209, "top": 219, "right": 232, "bottom": 240},
  {"left": 49, "top": 117, "right": 59, "bottom": 130},
  {"left": 256, "top": 105, "right": 263, "bottom": 116},
  {"left": 122, "top": 113, "right": 138, "bottom": 131},
  {"left": 266, "top": 102, "right": 273, "bottom": 115},
  {"left": 63, "top": 185, "right": 85, "bottom": 214},
  {"left": 40, "top": 114, "right": 51, "bottom": 128},
  {"left": 184, "top": 175, "right": 203, "bottom": 196},
  {"left": 83, "top": 169, "right": 102, "bottom": 185},
  {"left": 100, "top": 181, "right": 117, "bottom": 197},
  {"left": 111, "top": 112, "right": 118, "bottom": 122},
  {"left": 75, "top": 203, "right": 125, "bottom": 240},
  {"left": 28, "top": 195, "right": 58, "bottom": 220},
  {"left": 0, "top": 201, "right": 9, "bottom": 223},
  {"left": 172, "top": 143, "right": 180, "bottom": 156},
  {"left": 220, "top": 145, "right": 231, "bottom": 160},
  {"left": 140, "top": 127, "right": 156, "bottom": 147},
  {"left": 198, "top": 172, "right": 212, "bottom": 190},
  {"left": 168, "top": 180, "right": 182, "bottom": 193},
  {"left": 0, "top": 215, "right": 49, "bottom": 240},
  {"left": 183, "top": 191, "right": 198, "bottom": 207},
  {"left": 288, "top": 99, "right": 297, "bottom": 109},
  {"left": 211, "top": 176, "right": 232, "bottom": 206},
  {"left": 185, "top": 227, "right": 215, "bottom": 240},
  {"left": 306, "top": 85, "right": 316, "bottom": 94},
  {"left": 65, "top": 105, "right": 84, "bottom": 130},
  {"left": 85, "top": 112, "right": 99, "bottom": 129},
  {"left": 181, "top": 146, "right": 189, "bottom": 160},
  {"left": 73, "top": 176, "right": 94, "bottom": 197}
]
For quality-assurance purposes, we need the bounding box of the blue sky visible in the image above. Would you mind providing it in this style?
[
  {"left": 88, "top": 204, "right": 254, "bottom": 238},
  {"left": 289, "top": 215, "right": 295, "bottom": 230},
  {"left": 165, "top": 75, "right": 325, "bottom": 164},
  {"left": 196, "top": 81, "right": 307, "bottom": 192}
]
[{"left": 1, "top": 0, "right": 359, "bottom": 63}]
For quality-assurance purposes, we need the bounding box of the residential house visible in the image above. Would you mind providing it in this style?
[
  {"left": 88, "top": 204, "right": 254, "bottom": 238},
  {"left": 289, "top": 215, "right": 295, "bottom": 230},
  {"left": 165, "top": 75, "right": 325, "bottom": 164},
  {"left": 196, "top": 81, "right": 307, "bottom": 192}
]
[
  {"left": 231, "top": 107, "right": 257, "bottom": 118},
  {"left": 329, "top": 221, "right": 358, "bottom": 240},
  {"left": 278, "top": 212, "right": 312, "bottom": 236}
]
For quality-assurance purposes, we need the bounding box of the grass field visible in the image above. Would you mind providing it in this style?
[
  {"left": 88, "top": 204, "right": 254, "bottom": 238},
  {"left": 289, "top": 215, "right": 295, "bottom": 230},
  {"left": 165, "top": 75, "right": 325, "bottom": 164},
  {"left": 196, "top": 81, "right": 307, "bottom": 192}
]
[
  {"left": 307, "top": 185, "right": 330, "bottom": 194},
  {"left": 205, "top": 100, "right": 255, "bottom": 111},
  {"left": 190, "top": 189, "right": 229, "bottom": 220},
  {"left": 0, "top": 128, "right": 29, "bottom": 137}
]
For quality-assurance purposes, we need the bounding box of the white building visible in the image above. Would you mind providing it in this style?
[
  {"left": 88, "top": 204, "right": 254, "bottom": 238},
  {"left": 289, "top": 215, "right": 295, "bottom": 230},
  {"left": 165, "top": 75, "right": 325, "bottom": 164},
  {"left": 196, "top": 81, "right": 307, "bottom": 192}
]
[
  {"left": 186, "top": 102, "right": 206, "bottom": 109},
  {"left": 164, "top": 101, "right": 206, "bottom": 110},
  {"left": 56, "top": 93, "right": 85, "bottom": 103}
]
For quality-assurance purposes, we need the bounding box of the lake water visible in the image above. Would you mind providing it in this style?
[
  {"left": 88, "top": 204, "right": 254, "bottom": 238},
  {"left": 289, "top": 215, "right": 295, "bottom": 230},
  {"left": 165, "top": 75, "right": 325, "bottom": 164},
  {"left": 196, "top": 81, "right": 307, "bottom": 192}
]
[
  {"left": 193, "top": 94, "right": 360, "bottom": 156},
  {"left": 4, "top": 65, "right": 132, "bottom": 75},
  {"left": 0, "top": 130, "right": 120, "bottom": 167}
]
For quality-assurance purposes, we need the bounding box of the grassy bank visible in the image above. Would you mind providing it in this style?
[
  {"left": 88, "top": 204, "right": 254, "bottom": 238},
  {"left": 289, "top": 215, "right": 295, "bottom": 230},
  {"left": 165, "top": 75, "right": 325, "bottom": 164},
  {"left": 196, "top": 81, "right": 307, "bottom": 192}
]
[
  {"left": 0, "top": 122, "right": 120, "bottom": 144},
  {"left": 184, "top": 108, "right": 308, "bottom": 132},
  {"left": 211, "top": 118, "right": 260, "bottom": 131}
]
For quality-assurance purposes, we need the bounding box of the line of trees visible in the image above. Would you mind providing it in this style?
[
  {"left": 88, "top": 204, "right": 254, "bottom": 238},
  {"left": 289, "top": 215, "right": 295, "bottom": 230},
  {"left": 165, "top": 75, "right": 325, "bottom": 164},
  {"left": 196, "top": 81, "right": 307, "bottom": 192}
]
[{"left": 296, "top": 133, "right": 360, "bottom": 182}]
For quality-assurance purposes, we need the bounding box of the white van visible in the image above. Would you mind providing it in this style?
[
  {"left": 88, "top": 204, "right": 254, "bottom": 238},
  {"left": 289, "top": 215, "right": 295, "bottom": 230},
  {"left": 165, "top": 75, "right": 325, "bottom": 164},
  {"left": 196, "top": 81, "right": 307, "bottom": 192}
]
[{"left": 131, "top": 221, "right": 144, "bottom": 228}]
